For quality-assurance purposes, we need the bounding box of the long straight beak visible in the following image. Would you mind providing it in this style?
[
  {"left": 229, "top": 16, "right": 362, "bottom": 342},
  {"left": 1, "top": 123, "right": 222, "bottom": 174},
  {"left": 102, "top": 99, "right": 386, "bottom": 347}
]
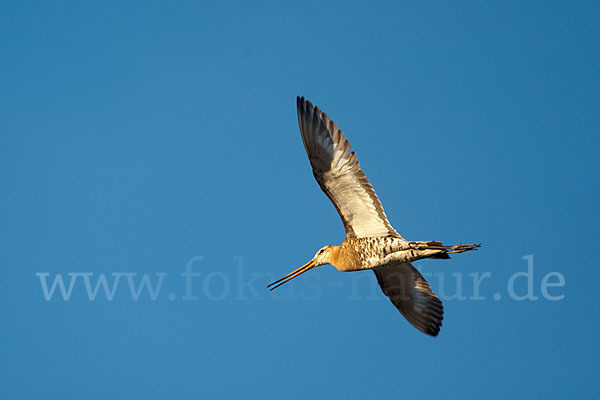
[{"left": 267, "top": 260, "right": 316, "bottom": 291}]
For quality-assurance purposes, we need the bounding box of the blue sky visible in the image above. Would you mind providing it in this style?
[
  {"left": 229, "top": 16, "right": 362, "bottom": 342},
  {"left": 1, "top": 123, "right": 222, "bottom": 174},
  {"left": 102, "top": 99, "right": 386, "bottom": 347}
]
[{"left": 1, "top": 1, "right": 598, "bottom": 399}]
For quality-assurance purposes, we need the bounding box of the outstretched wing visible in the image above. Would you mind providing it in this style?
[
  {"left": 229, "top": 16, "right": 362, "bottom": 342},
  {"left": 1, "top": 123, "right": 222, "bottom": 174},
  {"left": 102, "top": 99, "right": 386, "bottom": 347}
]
[
  {"left": 373, "top": 261, "right": 444, "bottom": 336},
  {"left": 297, "top": 96, "right": 401, "bottom": 238}
]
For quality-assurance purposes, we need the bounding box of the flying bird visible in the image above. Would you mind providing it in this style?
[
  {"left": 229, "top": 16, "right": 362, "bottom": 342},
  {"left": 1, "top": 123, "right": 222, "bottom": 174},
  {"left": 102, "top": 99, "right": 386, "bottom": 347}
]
[{"left": 268, "top": 97, "right": 479, "bottom": 336}]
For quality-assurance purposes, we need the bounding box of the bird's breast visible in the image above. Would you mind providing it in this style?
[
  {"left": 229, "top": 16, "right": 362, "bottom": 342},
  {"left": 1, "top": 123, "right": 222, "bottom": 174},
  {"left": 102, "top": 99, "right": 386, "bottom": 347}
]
[{"left": 333, "top": 237, "right": 409, "bottom": 271}]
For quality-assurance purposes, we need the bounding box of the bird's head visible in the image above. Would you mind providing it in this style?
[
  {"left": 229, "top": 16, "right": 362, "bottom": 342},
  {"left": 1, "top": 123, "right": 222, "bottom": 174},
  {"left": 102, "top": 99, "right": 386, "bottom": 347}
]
[
  {"left": 312, "top": 245, "right": 335, "bottom": 266},
  {"left": 267, "top": 245, "right": 336, "bottom": 290}
]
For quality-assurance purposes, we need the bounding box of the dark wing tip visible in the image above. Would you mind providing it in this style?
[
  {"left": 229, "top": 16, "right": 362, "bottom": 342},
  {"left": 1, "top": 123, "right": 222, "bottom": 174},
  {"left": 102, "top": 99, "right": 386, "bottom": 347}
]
[
  {"left": 404, "top": 295, "right": 444, "bottom": 337},
  {"left": 419, "top": 300, "right": 444, "bottom": 337},
  {"left": 297, "top": 96, "right": 323, "bottom": 121},
  {"left": 297, "top": 96, "right": 313, "bottom": 113}
]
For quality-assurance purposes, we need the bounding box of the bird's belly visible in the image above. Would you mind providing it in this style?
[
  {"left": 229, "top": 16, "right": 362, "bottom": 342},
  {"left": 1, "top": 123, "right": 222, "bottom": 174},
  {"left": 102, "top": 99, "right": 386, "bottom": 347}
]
[
  {"left": 341, "top": 252, "right": 411, "bottom": 271},
  {"left": 369, "top": 250, "right": 415, "bottom": 268}
]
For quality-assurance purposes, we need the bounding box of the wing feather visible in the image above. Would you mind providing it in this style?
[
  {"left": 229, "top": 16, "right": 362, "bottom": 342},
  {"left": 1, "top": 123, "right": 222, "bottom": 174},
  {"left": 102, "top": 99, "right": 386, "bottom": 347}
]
[
  {"left": 373, "top": 261, "right": 444, "bottom": 336},
  {"left": 296, "top": 97, "right": 401, "bottom": 238}
]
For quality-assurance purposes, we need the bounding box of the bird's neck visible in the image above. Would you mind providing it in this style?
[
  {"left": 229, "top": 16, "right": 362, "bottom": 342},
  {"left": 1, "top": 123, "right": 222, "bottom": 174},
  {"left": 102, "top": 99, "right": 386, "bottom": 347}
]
[{"left": 329, "top": 244, "right": 361, "bottom": 272}]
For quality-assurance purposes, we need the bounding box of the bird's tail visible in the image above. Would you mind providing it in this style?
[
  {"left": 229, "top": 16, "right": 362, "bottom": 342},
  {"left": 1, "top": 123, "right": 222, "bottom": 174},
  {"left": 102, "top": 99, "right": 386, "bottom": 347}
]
[{"left": 409, "top": 241, "right": 480, "bottom": 260}]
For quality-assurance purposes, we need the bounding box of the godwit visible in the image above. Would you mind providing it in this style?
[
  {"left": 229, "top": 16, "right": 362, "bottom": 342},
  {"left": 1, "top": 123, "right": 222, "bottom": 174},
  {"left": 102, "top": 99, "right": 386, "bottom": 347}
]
[{"left": 268, "top": 97, "right": 479, "bottom": 336}]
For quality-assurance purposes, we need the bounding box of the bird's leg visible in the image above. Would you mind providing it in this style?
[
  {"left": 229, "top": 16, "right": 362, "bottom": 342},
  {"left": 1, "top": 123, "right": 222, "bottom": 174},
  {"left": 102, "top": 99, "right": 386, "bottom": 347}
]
[{"left": 407, "top": 241, "right": 480, "bottom": 261}]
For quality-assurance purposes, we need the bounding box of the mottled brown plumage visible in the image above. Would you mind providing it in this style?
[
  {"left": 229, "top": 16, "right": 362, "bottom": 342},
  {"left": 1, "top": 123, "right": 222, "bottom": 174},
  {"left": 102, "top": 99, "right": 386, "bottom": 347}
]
[{"left": 268, "top": 97, "right": 479, "bottom": 336}]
